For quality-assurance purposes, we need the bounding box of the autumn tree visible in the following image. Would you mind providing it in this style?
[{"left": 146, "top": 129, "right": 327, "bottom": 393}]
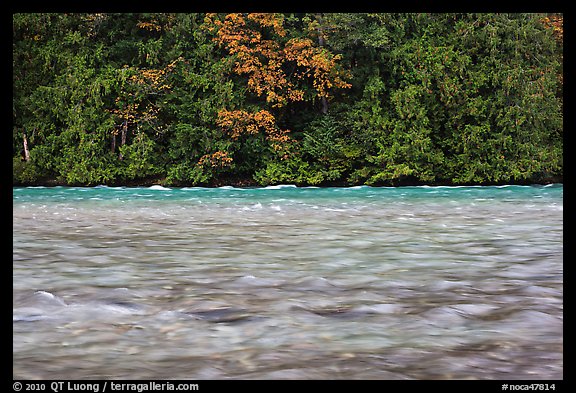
[
  {"left": 540, "top": 13, "right": 563, "bottom": 97},
  {"left": 110, "top": 61, "right": 178, "bottom": 160},
  {"left": 205, "top": 13, "right": 350, "bottom": 108},
  {"left": 200, "top": 12, "right": 351, "bottom": 178}
]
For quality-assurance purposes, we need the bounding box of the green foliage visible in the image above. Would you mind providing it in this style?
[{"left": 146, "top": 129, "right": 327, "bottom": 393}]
[
  {"left": 299, "top": 113, "right": 363, "bottom": 184},
  {"left": 13, "top": 13, "right": 563, "bottom": 186},
  {"left": 117, "top": 132, "right": 163, "bottom": 180},
  {"left": 254, "top": 156, "right": 325, "bottom": 186},
  {"left": 167, "top": 163, "right": 211, "bottom": 186},
  {"left": 13, "top": 157, "right": 43, "bottom": 185}
]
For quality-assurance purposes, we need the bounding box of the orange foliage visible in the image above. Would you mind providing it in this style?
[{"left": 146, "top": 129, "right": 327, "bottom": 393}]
[
  {"left": 111, "top": 59, "right": 181, "bottom": 134},
  {"left": 284, "top": 38, "right": 350, "bottom": 99},
  {"left": 198, "top": 151, "right": 233, "bottom": 168},
  {"left": 129, "top": 58, "right": 180, "bottom": 91},
  {"left": 204, "top": 13, "right": 351, "bottom": 161},
  {"left": 111, "top": 100, "right": 138, "bottom": 123},
  {"left": 137, "top": 21, "right": 162, "bottom": 32},
  {"left": 540, "top": 14, "right": 563, "bottom": 88},
  {"left": 204, "top": 13, "right": 350, "bottom": 107},
  {"left": 216, "top": 109, "right": 274, "bottom": 138},
  {"left": 246, "top": 13, "right": 285, "bottom": 37},
  {"left": 217, "top": 109, "right": 293, "bottom": 157},
  {"left": 540, "top": 14, "right": 563, "bottom": 43}
]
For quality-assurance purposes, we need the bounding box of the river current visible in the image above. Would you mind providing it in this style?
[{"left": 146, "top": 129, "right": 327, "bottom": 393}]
[{"left": 13, "top": 185, "right": 563, "bottom": 379}]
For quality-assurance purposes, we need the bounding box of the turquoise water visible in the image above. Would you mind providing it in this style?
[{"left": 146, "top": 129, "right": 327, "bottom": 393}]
[
  {"left": 12, "top": 183, "right": 564, "bottom": 202},
  {"left": 13, "top": 185, "right": 563, "bottom": 379}
]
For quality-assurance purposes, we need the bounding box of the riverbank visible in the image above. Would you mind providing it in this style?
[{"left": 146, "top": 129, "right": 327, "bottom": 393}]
[{"left": 12, "top": 173, "right": 564, "bottom": 188}]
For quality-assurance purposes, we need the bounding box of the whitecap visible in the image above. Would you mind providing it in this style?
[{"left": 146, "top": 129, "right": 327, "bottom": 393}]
[
  {"left": 451, "top": 304, "right": 499, "bottom": 316},
  {"left": 232, "top": 275, "right": 284, "bottom": 287},
  {"left": 100, "top": 302, "right": 146, "bottom": 315},
  {"left": 241, "top": 202, "right": 262, "bottom": 210},
  {"left": 34, "top": 290, "right": 55, "bottom": 298},
  {"left": 263, "top": 184, "right": 297, "bottom": 189},
  {"left": 355, "top": 304, "right": 402, "bottom": 314},
  {"left": 34, "top": 290, "right": 67, "bottom": 306},
  {"left": 148, "top": 185, "right": 171, "bottom": 190},
  {"left": 292, "top": 277, "right": 335, "bottom": 290}
]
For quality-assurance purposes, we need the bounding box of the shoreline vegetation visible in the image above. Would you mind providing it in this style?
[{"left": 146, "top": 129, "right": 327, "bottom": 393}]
[
  {"left": 12, "top": 174, "right": 563, "bottom": 188},
  {"left": 13, "top": 14, "right": 563, "bottom": 189}
]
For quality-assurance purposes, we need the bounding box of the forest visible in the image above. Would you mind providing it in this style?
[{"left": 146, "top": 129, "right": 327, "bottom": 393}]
[{"left": 13, "top": 13, "right": 563, "bottom": 187}]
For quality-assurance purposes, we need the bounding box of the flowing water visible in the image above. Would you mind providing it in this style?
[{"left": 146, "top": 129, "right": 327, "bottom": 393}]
[{"left": 13, "top": 185, "right": 563, "bottom": 380}]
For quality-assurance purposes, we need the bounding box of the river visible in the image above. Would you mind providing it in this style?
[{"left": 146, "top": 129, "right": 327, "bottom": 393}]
[{"left": 13, "top": 185, "right": 563, "bottom": 379}]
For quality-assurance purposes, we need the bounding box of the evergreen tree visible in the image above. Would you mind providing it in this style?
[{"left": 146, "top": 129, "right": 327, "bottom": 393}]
[{"left": 13, "top": 13, "right": 563, "bottom": 186}]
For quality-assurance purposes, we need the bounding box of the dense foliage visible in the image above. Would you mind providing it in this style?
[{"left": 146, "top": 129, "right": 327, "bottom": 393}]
[{"left": 13, "top": 13, "right": 563, "bottom": 186}]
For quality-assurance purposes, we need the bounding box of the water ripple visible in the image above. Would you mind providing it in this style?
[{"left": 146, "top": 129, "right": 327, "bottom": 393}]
[{"left": 13, "top": 185, "right": 563, "bottom": 379}]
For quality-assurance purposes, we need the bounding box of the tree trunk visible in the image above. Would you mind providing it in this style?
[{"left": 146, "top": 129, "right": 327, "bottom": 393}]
[
  {"left": 111, "top": 130, "right": 116, "bottom": 154},
  {"left": 320, "top": 95, "right": 329, "bottom": 115},
  {"left": 316, "top": 13, "right": 329, "bottom": 115},
  {"left": 22, "top": 131, "right": 30, "bottom": 162},
  {"left": 119, "top": 121, "right": 127, "bottom": 160}
]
